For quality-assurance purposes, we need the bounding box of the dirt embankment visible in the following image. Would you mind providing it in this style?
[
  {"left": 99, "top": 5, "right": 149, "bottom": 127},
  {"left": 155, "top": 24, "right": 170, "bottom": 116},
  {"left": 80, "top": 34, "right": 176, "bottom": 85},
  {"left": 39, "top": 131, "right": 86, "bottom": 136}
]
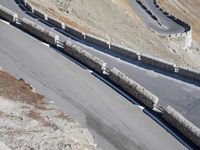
[
  {"left": 28, "top": 0, "right": 200, "bottom": 70},
  {"left": 0, "top": 69, "right": 99, "bottom": 150}
]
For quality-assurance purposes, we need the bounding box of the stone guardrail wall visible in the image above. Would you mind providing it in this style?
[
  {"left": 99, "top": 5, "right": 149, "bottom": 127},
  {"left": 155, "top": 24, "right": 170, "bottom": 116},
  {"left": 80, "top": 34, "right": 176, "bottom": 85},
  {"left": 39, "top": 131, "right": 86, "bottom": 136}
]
[
  {"left": 48, "top": 16, "right": 65, "bottom": 30},
  {"left": 25, "top": 0, "right": 34, "bottom": 13},
  {"left": 0, "top": 5, "right": 18, "bottom": 22},
  {"left": 153, "top": 0, "right": 191, "bottom": 33},
  {"left": 163, "top": 106, "right": 200, "bottom": 147},
  {"left": 20, "top": 18, "right": 59, "bottom": 45},
  {"left": 85, "top": 34, "right": 110, "bottom": 49},
  {"left": 21, "top": 1, "right": 200, "bottom": 82},
  {"left": 136, "top": 0, "right": 162, "bottom": 26},
  {"left": 108, "top": 67, "right": 159, "bottom": 109},
  {"left": 140, "top": 53, "right": 175, "bottom": 72},
  {"left": 177, "top": 66, "right": 200, "bottom": 82},
  {"left": 110, "top": 43, "right": 138, "bottom": 60},
  {"left": 153, "top": 0, "right": 192, "bottom": 49},
  {"left": 1, "top": 5, "right": 200, "bottom": 147},
  {"left": 65, "top": 25, "right": 85, "bottom": 39},
  {"left": 25, "top": 1, "right": 86, "bottom": 40},
  {"left": 64, "top": 40, "right": 107, "bottom": 74},
  {"left": 33, "top": 9, "right": 48, "bottom": 21},
  {"left": 136, "top": 0, "right": 192, "bottom": 36}
]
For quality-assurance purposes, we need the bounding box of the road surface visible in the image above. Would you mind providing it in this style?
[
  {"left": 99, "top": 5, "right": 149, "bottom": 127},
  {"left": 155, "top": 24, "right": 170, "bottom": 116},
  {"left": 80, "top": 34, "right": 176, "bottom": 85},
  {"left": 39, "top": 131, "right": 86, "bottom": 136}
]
[
  {"left": 0, "top": 19, "right": 189, "bottom": 150},
  {"left": 0, "top": 0, "right": 199, "bottom": 149},
  {"left": 128, "top": 0, "right": 185, "bottom": 34}
]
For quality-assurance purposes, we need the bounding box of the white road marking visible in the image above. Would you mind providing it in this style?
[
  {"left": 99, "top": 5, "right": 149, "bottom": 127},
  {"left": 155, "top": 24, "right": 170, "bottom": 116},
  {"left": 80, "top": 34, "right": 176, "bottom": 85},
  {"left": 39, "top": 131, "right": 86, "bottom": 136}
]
[
  {"left": 93, "top": 72, "right": 145, "bottom": 110},
  {"left": 41, "top": 42, "right": 50, "bottom": 47},
  {"left": 0, "top": 17, "right": 51, "bottom": 48},
  {"left": 87, "top": 70, "right": 93, "bottom": 73},
  {"left": 0, "top": 19, "right": 10, "bottom": 25}
]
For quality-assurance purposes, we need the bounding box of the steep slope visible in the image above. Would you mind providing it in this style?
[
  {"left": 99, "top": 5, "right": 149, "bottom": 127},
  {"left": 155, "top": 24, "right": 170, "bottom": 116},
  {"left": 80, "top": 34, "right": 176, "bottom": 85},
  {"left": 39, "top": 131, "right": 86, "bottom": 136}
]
[{"left": 28, "top": 0, "right": 200, "bottom": 69}]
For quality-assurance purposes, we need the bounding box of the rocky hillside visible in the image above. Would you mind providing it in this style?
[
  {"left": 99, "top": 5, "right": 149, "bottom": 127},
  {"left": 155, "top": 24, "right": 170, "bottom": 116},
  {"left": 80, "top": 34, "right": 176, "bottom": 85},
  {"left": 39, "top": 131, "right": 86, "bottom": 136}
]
[
  {"left": 0, "top": 68, "right": 99, "bottom": 150},
  {"left": 29, "top": 0, "right": 200, "bottom": 70}
]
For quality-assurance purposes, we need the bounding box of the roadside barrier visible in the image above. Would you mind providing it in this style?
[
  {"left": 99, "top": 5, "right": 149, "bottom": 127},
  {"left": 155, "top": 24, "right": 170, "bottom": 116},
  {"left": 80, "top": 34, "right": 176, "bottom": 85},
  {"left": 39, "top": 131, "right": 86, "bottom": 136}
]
[
  {"left": 65, "top": 25, "right": 85, "bottom": 39},
  {"left": 163, "top": 106, "right": 200, "bottom": 147},
  {"left": 108, "top": 67, "right": 159, "bottom": 109},
  {"left": 177, "top": 66, "right": 200, "bottom": 82},
  {"left": 0, "top": 5, "right": 18, "bottom": 22},
  {"left": 47, "top": 16, "right": 65, "bottom": 30},
  {"left": 85, "top": 34, "right": 110, "bottom": 49},
  {"left": 140, "top": 53, "right": 175, "bottom": 72},
  {"left": 33, "top": 9, "right": 47, "bottom": 20},
  {"left": 64, "top": 40, "right": 107, "bottom": 74},
  {"left": 21, "top": 18, "right": 59, "bottom": 45},
  {"left": 21, "top": 0, "right": 200, "bottom": 83},
  {"left": 26, "top": 1, "right": 34, "bottom": 13},
  {"left": 1, "top": 4, "right": 200, "bottom": 147},
  {"left": 110, "top": 44, "right": 138, "bottom": 60}
]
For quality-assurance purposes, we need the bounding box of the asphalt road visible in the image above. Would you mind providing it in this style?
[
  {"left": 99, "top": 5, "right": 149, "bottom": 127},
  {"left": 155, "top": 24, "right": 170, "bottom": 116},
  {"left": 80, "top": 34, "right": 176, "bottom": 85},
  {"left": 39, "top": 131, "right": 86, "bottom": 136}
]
[
  {"left": 0, "top": 0, "right": 200, "bottom": 149},
  {"left": 128, "top": 0, "right": 185, "bottom": 34},
  {"left": 0, "top": 19, "right": 188, "bottom": 150}
]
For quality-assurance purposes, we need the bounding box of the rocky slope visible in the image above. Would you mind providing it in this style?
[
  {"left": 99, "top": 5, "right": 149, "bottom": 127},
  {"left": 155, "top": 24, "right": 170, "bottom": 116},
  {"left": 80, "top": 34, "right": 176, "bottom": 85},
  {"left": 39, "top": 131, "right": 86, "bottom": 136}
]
[
  {"left": 0, "top": 68, "right": 99, "bottom": 150},
  {"left": 28, "top": 0, "right": 200, "bottom": 69}
]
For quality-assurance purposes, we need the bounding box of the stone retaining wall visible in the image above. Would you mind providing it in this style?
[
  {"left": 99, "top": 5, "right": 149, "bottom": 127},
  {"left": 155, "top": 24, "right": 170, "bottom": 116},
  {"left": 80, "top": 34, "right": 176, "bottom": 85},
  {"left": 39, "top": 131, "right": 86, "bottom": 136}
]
[
  {"left": 140, "top": 53, "right": 175, "bottom": 72},
  {"left": 47, "top": 16, "right": 65, "bottom": 30},
  {"left": 64, "top": 40, "right": 107, "bottom": 74},
  {"left": 85, "top": 34, "right": 110, "bottom": 49},
  {"left": 0, "top": 5, "right": 18, "bottom": 22},
  {"left": 65, "top": 25, "right": 84, "bottom": 39},
  {"left": 33, "top": 9, "right": 47, "bottom": 21},
  {"left": 177, "top": 66, "right": 200, "bottom": 82},
  {"left": 108, "top": 67, "right": 159, "bottom": 109},
  {"left": 153, "top": 0, "right": 192, "bottom": 49},
  {"left": 110, "top": 44, "right": 138, "bottom": 60},
  {"left": 163, "top": 106, "right": 200, "bottom": 147},
  {"left": 26, "top": 1, "right": 34, "bottom": 13},
  {"left": 20, "top": 18, "right": 59, "bottom": 45},
  {"left": 137, "top": 0, "right": 192, "bottom": 49}
]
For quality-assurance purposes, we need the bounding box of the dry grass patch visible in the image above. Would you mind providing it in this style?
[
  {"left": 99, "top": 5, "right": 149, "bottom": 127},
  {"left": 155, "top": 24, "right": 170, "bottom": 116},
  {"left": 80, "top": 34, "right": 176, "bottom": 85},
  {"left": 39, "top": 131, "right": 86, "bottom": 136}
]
[{"left": 0, "top": 71, "right": 46, "bottom": 109}]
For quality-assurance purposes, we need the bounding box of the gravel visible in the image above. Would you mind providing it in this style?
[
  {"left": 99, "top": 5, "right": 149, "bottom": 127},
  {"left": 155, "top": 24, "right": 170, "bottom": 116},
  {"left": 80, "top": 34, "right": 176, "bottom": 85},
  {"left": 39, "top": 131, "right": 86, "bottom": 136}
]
[{"left": 0, "top": 70, "right": 100, "bottom": 150}]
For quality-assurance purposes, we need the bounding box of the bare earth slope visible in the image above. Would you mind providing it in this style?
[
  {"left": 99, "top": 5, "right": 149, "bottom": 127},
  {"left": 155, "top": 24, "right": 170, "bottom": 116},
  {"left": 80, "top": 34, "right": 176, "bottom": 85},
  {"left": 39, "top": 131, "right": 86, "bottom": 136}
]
[
  {"left": 0, "top": 69, "right": 99, "bottom": 150},
  {"left": 29, "top": 0, "right": 200, "bottom": 69}
]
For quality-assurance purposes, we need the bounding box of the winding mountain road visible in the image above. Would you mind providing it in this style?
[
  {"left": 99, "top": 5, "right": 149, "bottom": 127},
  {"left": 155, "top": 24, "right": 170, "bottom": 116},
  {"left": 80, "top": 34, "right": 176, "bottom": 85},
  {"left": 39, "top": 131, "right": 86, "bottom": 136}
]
[
  {"left": 0, "top": 0, "right": 199, "bottom": 149},
  {"left": 129, "top": 0, "right": 185, "bottom": 34}
]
